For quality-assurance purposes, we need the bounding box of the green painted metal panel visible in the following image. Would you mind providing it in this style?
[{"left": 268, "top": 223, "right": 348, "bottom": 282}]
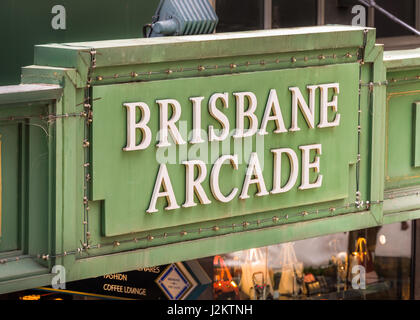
[
  {"left": 34, "top": 26, "right": 369, "bottom": 71},
  {"left": 92, "top": 63, "right": 359, "bottom": 236},
  {"left": 0, "top": 84, "right": 61, "bottom": 292},
  {"left": 382, "top": 50, "right": 420, "bottom": 222},
  {"left": 383, "top": 67, "right": 420, "bottom": 189},
  {"left": 27, "top": 27, "right": 379, "bottom": 260},
  {"left": 0, "top": 124, "right": 20, "bottom": 252},
  {"left": 414, "top": 102, "right": 420, "bottom": 167}
]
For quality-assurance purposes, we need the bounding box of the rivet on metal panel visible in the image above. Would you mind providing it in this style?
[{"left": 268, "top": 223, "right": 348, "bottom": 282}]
[
  {"left": 230, "top": 64, "right": 237, "bottom": 69},
  {"left": 83, "top": 140, "right": 90, "bottom": 148},
  {"left": 272, "top": 216, "right": 279, "bottom": 223},
  {"left": 96, "top": 76, "right": 103, "bottom": 81},
  {"left": 291, "top": 57, "right": 297, "bottom": 63},
  {"left": 180, "top": 231, "right": 187, "bottom": 236},
  {"left": 213, "top": 226, "right": 219, "bottom": 231}
]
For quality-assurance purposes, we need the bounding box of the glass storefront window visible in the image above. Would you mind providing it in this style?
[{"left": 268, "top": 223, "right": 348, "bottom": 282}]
[
  {"left": 214, "top": 221, "right": 413, "bottom": 300},
  {"left": 216, "top": 0, "right": 264, "bottom": 32},
  {"left": 374, "top": 0, "right": 415, "bottom": 38},
  {"left": 272, "top": 0, "right": 317, "bottom": 29}
]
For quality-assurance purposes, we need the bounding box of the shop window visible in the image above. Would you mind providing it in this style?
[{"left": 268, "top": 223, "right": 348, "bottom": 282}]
[
  {"left": 374, "top": 0, "right": 415, "bottom": 38},
  {"left": 272, "top": 0, "right": 317, "bottom": 28},
  {"left": 214, "top": 221, "right": 413, "bottom": 300},
  {"left": 215, "top": 0, "right": 264, "bottom": 32},
  {"left": 324, "top": 1, "right": 367, "bottom": 25}
]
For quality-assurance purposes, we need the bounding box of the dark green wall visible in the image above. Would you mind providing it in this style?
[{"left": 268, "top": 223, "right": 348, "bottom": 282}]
[{"left": 0, "top": 0, "right": 160, "bottom": 85}]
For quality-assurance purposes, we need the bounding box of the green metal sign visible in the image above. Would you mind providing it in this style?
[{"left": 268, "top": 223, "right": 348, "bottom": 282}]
[
  {"left": 8, "top": 26, "right": 420, "bottom": 293},
  {"left": 92, "top": 64, "right": 359, "bottom": 236}
]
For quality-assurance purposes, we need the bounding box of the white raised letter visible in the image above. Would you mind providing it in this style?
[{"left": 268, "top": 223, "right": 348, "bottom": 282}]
[
  {"left": 271, "top": 148, "right": 298, "bottom": 194},
  {"left": 51, "top": 5, "right": 66, "bottom": 30},
  {"left": 259, "top": 89, "right": 287, "bottom": 135},
  {"left": 147, "top": 164, "right": 180, "bottom": 213},
  {"left": 210, "top": 155, "right": 239, "bottom": 203},
  {"left": 240, "top": 152, "right": 269, "bottom": 199},
  {"left": 182, "top": 160, "right": 211, "bottom": 208},
  {"left": 123, "top": 102, "right": 152, "bottom": 151},
  {"left": 190, "top": 96, "right": 205, "bottom": 144},
  {"left": 289, "top": 85, "right": 318, "bottom": 131},
  {"left": 157, "top": 99, "right": 186, "bottom": 147},
  {"left": 233, "top": 92, "right": 258, "bottom": 138},
  {"left": 318, "top": 83, "right": 340, "bottom": 128},
  {"left": 299, "top": 144, "right": 323, "bottom": 190},
  {"left": 208, "top": 93, "right": 230, "bottom": 142}
]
